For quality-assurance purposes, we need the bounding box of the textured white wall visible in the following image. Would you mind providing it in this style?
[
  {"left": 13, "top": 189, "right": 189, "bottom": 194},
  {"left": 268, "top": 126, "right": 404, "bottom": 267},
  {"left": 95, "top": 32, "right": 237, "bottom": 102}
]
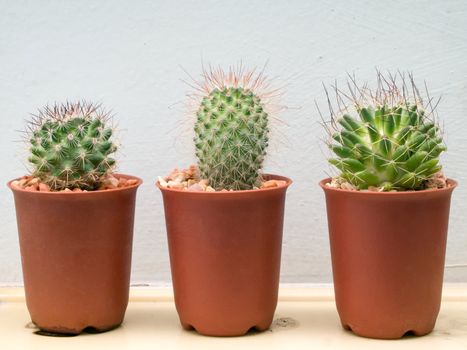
[{"left": 0, "top": 0, "right": 466, "bottom": 285}]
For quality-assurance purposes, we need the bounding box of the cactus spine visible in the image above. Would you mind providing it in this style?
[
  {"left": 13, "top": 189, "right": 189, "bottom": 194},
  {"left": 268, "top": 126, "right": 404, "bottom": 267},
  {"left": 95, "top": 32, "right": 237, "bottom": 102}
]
[
  {"left": 27, "top": 102, "right": 117, "bottom": 191},
  {"left": 326, "top": 72, "right": 446, "bottom": 191},
  {"left": 193, "top": 67, "right": 270, "bottom": 190}
]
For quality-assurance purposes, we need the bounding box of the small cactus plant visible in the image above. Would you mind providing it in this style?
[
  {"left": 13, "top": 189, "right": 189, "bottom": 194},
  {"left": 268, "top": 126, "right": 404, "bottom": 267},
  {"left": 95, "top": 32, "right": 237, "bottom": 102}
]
[
  {"left": 27, "top": 101, "right": 117, "bottom": 191},
  {"left": 324, "top": 72, "right": 446, "bottom": 191},
  {"left": 193, "top": 67, "right": 271, "bottom": 190}
]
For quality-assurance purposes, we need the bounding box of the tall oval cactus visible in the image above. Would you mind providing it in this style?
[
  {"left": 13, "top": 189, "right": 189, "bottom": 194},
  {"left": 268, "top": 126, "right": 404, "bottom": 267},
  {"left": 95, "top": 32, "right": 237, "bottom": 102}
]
[
  {"left": 326, "top": 72, "right": 446, "bottom": 191},
  {"left": 27, "top": 102, "right": 117, "bottom": 191},
  {"left": 193, "top": 67, "right": 270, "bottom": 190}
]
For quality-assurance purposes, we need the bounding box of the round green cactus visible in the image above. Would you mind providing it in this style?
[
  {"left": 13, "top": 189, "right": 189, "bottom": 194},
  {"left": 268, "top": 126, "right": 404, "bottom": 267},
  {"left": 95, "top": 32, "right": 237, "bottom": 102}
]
[
  {"left": 327, "top": 73, "right": 446, "bottom": 191},
  {"left": 27, "top": 102, "right": 117, "bottom": 191},
  {"left": 194, "top": 86, "right": 269, "bottom": 190}
]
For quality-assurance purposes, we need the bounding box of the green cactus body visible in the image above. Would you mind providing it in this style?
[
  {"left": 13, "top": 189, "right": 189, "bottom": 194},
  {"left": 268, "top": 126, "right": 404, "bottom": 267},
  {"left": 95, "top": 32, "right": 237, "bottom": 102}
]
[
  {"left": 194, "top": 86, "right": 269, "bottom": 190},
  {"left": 28, "top": 103, "right": 117, "bottom": 191},
  {"left": 329, "top": 104, "right": 446, "bottom": 191}
]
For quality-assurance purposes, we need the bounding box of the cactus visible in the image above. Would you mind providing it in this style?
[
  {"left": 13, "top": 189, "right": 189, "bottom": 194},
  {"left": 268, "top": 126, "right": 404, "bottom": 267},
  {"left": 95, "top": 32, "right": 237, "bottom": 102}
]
[
  {"left": 193, "top": 67, "right": 270, "bottom": 190},
  {"left": 325, "top": 72, "right": 446, "bottom": 191},
  {"left": 27, "top": 101, "right": 117, "bottom": 191}
]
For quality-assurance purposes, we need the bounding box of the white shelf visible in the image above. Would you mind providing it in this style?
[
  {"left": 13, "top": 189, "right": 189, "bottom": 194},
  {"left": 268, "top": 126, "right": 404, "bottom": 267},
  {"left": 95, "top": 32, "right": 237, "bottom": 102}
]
[{"left": 1, "top": 285, "right": 467, "bottom": 350}]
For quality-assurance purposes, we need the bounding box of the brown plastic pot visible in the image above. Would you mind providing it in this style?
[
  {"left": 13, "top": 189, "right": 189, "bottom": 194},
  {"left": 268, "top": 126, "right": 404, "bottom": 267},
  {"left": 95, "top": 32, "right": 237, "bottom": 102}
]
[
  {"left": 8, "top": 174, "right": 142, "bottom": 335},
  {"left": 320, "top": 178, "right": 457, "bottom": 339},
  {"left": 157, "top": 174, "right": 291, "bottom": 336}
]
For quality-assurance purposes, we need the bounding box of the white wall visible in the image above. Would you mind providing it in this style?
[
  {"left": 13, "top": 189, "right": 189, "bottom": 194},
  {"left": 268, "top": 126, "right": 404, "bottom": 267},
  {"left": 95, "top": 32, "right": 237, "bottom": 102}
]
[{"left": 0, "top": 0, "right": 466, "bottom": 285}]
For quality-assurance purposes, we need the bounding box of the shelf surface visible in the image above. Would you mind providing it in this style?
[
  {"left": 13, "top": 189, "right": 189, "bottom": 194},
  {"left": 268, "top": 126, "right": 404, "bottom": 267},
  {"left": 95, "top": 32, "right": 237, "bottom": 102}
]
[{"left": 1, "top": 285, "right": 467, "bottom": 350}]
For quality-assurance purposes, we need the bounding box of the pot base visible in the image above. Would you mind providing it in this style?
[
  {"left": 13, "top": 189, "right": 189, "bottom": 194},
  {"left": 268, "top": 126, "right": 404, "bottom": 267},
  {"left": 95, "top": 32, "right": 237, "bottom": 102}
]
[
  {"left": 33, "top": 321, "right": 122, "bottom": 336},
  {"left": 181, "top": 319, "right": 272, "bottom": 337},
  {"left": 341, "top": 321, "right": 434, "bottom": 339}
]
